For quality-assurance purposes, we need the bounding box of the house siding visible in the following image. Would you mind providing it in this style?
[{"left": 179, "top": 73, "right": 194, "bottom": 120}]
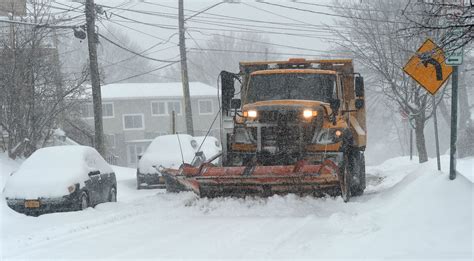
[{"left": 83, "top": 95, "right": 221, "bottom": 167}]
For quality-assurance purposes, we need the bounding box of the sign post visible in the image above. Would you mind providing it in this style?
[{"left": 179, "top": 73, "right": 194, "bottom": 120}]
[
  {"left": 445, "top": 28, "right": 463, "bottom": 180},
  {"left": 432, "top": 96, "right": 441, "bottom": 171},
  {"left": 449, "top": 66, "right": 459, "bottom": 180},
  {"left": 403, "top": 38, "right": 452, "bottom": 172}
]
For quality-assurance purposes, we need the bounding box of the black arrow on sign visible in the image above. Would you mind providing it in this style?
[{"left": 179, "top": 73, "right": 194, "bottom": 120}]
[{"left": 418, "top": 52, "right": 443, "bottom": 81}]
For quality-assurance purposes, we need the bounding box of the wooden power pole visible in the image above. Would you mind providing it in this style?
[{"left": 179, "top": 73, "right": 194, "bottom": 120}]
[
  {"left": 178, "top": 0, "right": 194, "bottom": 136},
  {"left": 85, "top": 0, "right": 105, "bottom": 156}
]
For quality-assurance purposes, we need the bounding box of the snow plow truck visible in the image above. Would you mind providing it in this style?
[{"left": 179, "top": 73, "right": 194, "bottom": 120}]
[{"left": 162, "top": 58, "right": 367, "bottom": 202}]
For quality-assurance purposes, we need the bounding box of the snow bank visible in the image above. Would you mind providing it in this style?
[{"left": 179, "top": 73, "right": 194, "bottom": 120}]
[
  {"left": 1, "top": 155, "right": 472, "bottom": 259},
  {"left": 3, "top": 146, "right": 112, "bottom": 198},
  {"left": 457, "top": 157, "right": 473, "bottom": 182},
  {"left": 0, "top": 152, "right": 21, "bottom": 191}
]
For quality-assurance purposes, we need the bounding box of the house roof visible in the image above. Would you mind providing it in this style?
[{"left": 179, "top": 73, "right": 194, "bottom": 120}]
[{"left": 98, "top": 82, "right": 219, "bottom": 100}]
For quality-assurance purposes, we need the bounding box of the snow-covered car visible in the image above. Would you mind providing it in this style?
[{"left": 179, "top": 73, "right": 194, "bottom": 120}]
[
  {"left": 137, "top": 134, "right": 198, "bottom": 189},
  {"left": 4, "top": 146, "right": 117, "bottom": 216},
  {"left": 193, "top": 136, "right": 222, "bottom": 164}
]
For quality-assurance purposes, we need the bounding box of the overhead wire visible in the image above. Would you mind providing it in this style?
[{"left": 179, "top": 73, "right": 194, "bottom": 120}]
[
  {"left": 98, "top": 33, "right": 180, "bottom": 63},
  {"left": 188, "top": 33, "right": 334, "bottom": 54},
  {"left": 187, "top": 48, "right": 337, "bottom": 57},
  {"left": 105, "top": 18, "right": 179, "bottom": 43},
  {"left": 105, "top": 61, "right": 180, "bottom": 85},
  {"left": 258, "top": 2, "right": 410, "bottom": 25}
]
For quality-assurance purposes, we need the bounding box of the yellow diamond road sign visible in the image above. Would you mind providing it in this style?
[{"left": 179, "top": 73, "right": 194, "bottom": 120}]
[{"left": 403, "top": 39, "right": 453, "bottom": 95}]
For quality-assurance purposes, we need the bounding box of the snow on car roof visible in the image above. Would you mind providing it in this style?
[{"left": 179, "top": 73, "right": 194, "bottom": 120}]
[
  {"left": 138, "top": 134, "right": 197, "bottom": 174},
  {"left": 4, "top": 146, "right": 113, "bottom": 198},
  {"left": 19, "top": 146, "right": 112, "bottom": 173},
  {"left": 93, "top": 82, "right": 219, "bottom": 100}
]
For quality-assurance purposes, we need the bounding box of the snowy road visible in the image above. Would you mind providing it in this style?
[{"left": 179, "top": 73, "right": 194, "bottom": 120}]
[{"left": 1, "top": 156, "right": 473, "bottom": 260}]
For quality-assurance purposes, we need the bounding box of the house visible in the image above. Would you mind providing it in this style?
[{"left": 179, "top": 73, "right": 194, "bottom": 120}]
[{"left": 81, "top": 82, "right": 221, "bottom": 167}]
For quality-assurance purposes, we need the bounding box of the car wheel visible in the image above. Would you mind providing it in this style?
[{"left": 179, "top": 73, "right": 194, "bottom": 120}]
[
  {"left": 79, "top": 192, "right": 89, "bottom": 210},
  {"left": 108, "top": 187, "right": 117, "bottom": 202},
  {"left": 137, "top": 177, "right": 146, "bottom": 190}
]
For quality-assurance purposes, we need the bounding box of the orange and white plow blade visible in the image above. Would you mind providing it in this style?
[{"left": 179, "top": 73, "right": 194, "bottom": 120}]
[{"left": 162, "top": 160, "right": 341, "bottom": 198}]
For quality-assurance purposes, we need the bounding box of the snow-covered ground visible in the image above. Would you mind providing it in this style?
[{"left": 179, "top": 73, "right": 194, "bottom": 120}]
[{"left": 0, "top": 153, "right": 472, "bottom": 260}]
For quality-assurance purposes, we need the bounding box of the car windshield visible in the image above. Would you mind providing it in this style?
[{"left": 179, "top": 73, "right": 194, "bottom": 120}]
[{"left": 246, "top": 73, "right": 336, "bottom": 103}]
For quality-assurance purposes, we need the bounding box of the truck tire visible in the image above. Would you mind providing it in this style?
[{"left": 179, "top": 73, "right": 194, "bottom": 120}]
[
  {"left": 339, "top": 150, "right": 353, "bottom": 202},
  {"left": 339, "top": 130, "right": 354, "bottom": 202},
  {"left": 350, "top": 152, "right": 366, "bottom": 196},
  {"left": 136, "top": 178, "right": 144, "bottom": 190}
]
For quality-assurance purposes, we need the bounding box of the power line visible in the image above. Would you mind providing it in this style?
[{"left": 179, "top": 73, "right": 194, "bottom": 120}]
[
  {"left": 186, "top": 26, "right": 341, "bottom": 41},
  {"left": 98, "top": 33, "right": 180, "bottom": 63},
  {"left": 184, "top": 2, "right": 224, "bottom": 21},
  {"left": 105, "top": 18, "right": 179, "bottom": 44},
  {"left": 108, "top": 12, "right": 177, "bottom": 30},
  {"left": 296, "top": 1, "right": 423, "bottom": 16},
  {"left": 187, "top": 17, "right": 340, "bottom": 35},
  {"left": 187, "top": 47, "right": 345, "bottom": 57},
  {"left": 259, "top": 2, "right": 409, "bottom": 25},
  {"left": 0, "top": 18, "right": 81, "bottom": 29},
  {"left": 189, "top": 32, "right": 332, "bottom": 53},
  {"left": 105, "top": 61, "right": 179, "bottom": 84}
]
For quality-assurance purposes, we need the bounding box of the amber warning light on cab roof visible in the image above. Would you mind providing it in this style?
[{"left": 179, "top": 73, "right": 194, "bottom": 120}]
[{"left": 288, "top": 58, "right": 307, "bottom": 63}]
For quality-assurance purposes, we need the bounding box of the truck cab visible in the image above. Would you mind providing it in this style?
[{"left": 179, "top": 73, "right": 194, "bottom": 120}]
[{"left": 221, "top": 58, "right": 366, "bottom": 169}]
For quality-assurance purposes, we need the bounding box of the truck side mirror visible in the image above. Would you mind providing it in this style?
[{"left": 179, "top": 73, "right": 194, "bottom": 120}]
[
  {"left": 220, "top": 71, "right": 236, "bottom": 112},
  {"left": 355, "top": 98, "right": 364, "bottom": 109},
  {"left": 329, "top": 98, "right": 340, "bottom": 112},
  {"left": 88, "top": 170, "right": 100, "bottom": 177},
  {"left": 231, "top": 98, "right": 241, "bottom": 109},
  {"left": 355, "top": 76, "right": 364, "bottom": 97}
]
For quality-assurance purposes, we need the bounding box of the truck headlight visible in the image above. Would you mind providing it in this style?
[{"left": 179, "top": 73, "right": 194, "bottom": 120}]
[
  {"left": 244, "top": 110, "right": 257, "bottom": 118},
  {"left": 68, "top": 184, "right": 76, "bottom": 194},
  {"left": 303, "top": 109, "right": 318, "bottom": 118}
]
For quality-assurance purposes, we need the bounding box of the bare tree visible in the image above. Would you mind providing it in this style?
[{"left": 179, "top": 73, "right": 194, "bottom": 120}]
[
  {"left": 0, "top": 0, "right": 87, "bottom": 158},
  {"left": 162, "top": 32, "right": 276, "bottom": 85},
  {"left": 60, "top": 25, "right": 156, "bottom": 85},
  {"left": 401, "top": 1, "right": 473, "bottom": 157},
  {"left": 331, "top": 0, "right": 450, "bottom": 163},
  {"left": 402, "top": 1, "right": 472, "bottom": 52}
]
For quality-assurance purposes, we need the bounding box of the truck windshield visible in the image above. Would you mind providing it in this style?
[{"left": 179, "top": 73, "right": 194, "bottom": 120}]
[{"left": 246, "top": 73, "right": 336, "bottom": 103}]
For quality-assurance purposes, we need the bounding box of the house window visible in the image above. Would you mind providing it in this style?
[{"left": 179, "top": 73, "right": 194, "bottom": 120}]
[
  {"left": 81, "top": 103, "right": 114, "bottom": 118},
  {"left": 151, "top": 101, "right": 166, "bottom": 116},
  {"left": 151, "top": 101, "right": 182, "bottom": 116},
  {"left": 102, "top": 103, "right": 114, "bottom": 118},
  {"left": 123, "top": 114, "right": 144, "bottom": 130},
  {"left": 198, "top": 100, "right": 213, "bottom": 115},
  {"left": 127, "top": 144, "right": 145, "bottom": 165},
  {"left": 81, "top": 103, "right": 93, "bottom": 118},
  {"left": 168, "top": 101, "right": 181, "bottom": 115},
  {"left": 105, "top": 134, "right": 115, "bottom": 148}
]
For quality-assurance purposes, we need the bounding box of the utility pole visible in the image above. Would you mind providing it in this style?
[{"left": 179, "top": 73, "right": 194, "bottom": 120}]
[
  {"left": 178, "top": 0, "right": 194, "bottom": 136},
  {"left": 171, "top": 111, "right": 176, "bottom": 134},
  {"left": 85, "top": 0, "right": 105, "bottom": 156}
]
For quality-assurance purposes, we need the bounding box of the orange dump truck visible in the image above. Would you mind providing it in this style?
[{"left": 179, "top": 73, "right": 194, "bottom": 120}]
[{"left": 163, "top": 58, "right": 367, "bottom": 202}]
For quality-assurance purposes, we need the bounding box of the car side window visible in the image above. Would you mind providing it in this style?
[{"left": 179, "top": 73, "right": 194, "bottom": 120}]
[{"left": 85, "top": 155, "right": 98, "bottom": 172}]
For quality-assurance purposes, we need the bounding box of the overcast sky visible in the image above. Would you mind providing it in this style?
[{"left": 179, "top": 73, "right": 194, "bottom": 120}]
[{"left": 55, "top": 0, "right": 339, "bottom": 65}]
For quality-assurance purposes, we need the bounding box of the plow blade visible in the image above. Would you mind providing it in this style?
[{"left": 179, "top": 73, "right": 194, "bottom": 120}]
[{"left": 162, "top": 160, "right": 341, "bottom": 198}]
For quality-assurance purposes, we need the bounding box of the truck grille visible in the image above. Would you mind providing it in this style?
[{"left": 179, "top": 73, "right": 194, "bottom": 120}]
[{"left": 258, "top": 110, "right": 299, "bottom": 123}]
